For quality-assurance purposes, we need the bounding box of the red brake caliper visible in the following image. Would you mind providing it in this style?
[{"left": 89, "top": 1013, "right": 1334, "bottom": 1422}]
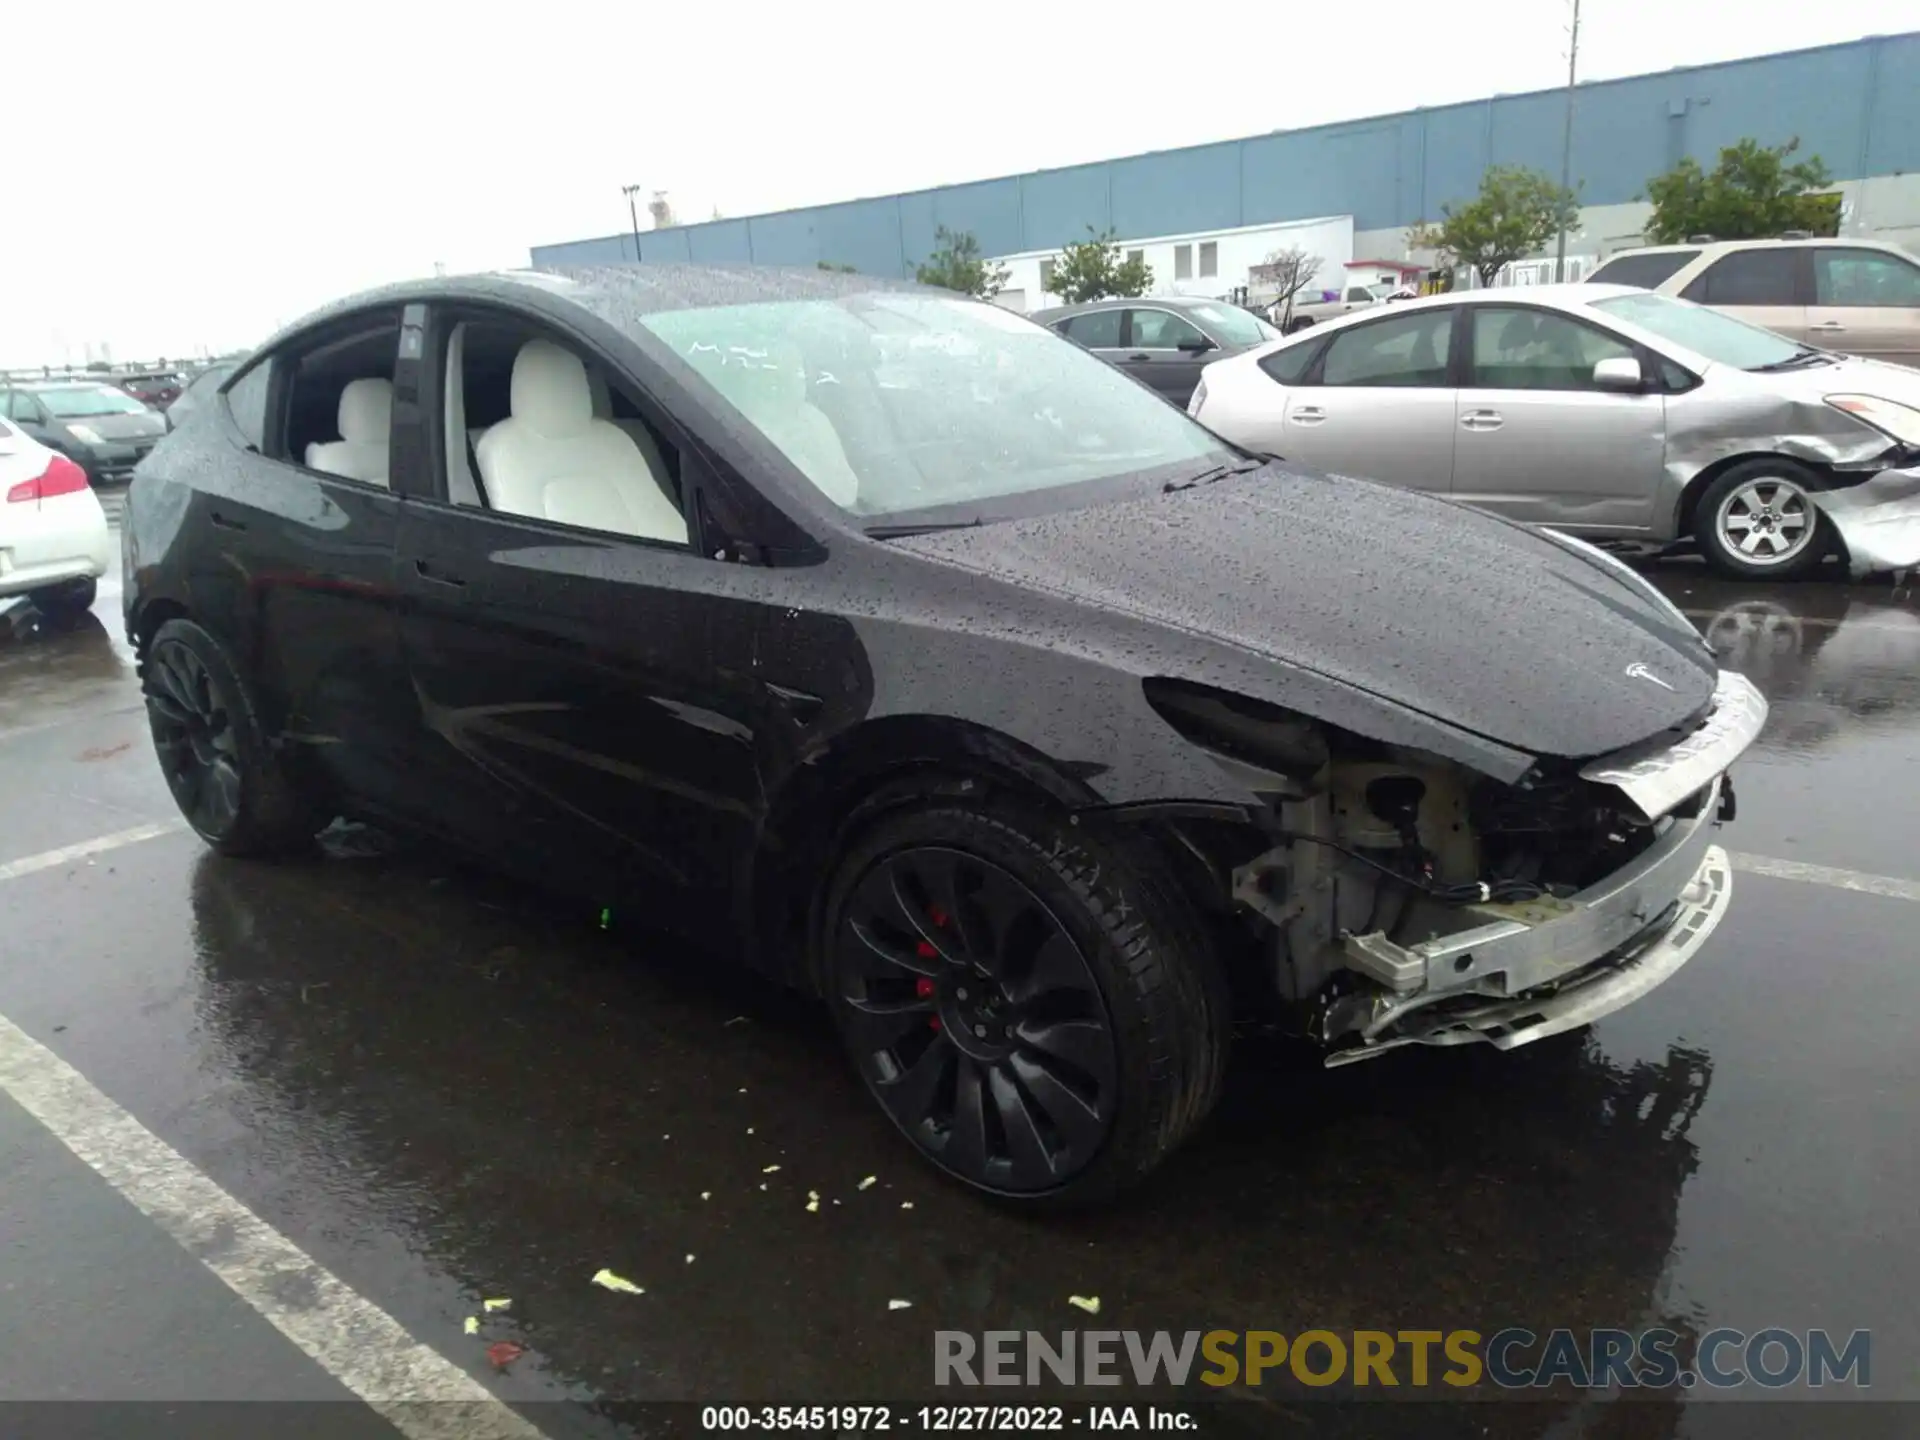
[{"left": 917, "top": 906, "right": 949, "bottom": 1028}]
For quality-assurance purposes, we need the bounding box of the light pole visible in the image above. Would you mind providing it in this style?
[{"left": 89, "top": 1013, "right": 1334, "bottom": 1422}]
[
  {"left": 621, "top": 184, "right": 645, "bottom": 263},
  {"left": 1553, "top": 0, "right": 1583, "bottom": 282}
]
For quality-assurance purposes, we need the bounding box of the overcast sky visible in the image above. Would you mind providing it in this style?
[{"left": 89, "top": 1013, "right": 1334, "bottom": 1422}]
[{"left": 3, "top": 0, "right": 1909, "bottom": 367}]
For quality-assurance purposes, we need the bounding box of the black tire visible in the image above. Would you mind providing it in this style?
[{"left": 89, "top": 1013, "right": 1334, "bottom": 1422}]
[
  {"left": 820, "top": 797, "right": 1230, "bottom": 1208},
  {"left": 28, "top": 577, "right": 97, "bottom": 619},
  {"left": 1284, "top": 316, "right": 1316, "bottom": 334},
  {"left": 1695, "top": 459, "right": 1831, "bottom": 580},
  {"left": 143, "top": 617, "right": 317, "bottom": 857}
]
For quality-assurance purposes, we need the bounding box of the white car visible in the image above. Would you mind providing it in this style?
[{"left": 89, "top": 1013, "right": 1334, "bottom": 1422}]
[
  {"left": 1189, "top": 285, "right": 1920, "bottom": 578},
  {"left": 0, "top": 416, "right": 111, "bottom": 617}
]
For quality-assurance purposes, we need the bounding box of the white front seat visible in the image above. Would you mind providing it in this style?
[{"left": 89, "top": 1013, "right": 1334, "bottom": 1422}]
[
  {"left": 305, "top": 378, "right": 392, "bottom": 484},
  {"left": 475, "top": 340, "right": 687, "bottom": 544}
]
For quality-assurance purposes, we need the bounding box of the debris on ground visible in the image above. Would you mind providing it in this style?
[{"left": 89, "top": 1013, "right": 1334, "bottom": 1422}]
[
  {"left": 463, "top": 1316, "right": 480, "bottom": 1335},
  {"left": 889, "top": 1299, "right": 912, "bottom": 1311},
  {"left": 901, "top": 1202, "right": 914, "bottom": 1210},
  {"left": 747, "top": 1127, "right": 755, "bottom": 1135},
  {"left": 724, "top": 1016, "right": 749, "bottom": 1027},
  {"left": 483, "top": 1298, "right": 512, "bottom": 1313},
  {"left": 591, "top": 1268, "right": 645, "bottom": 1295},
  {"left": 857, "top": 1176, "right": 877, "bottom": 1191},
  {"left": 806, "top": 1199, "right": 820, "bottom": 1213},
  {"left": 759, "top": 1183, "right": 768, "bottom": 1191},
  {"left": 701, "top": 1191, "right": 712, "bottom": 1200},
  {"left": 486, "top": 1340, "right": 527, "bottom": 1371},
  {"left": 762, "top": 1164, "right": 781, "bottom": 1174},
  {"left": 1068, "top": 1295, "right": 1102, "bottom": 1315},
  {"left": 685, "top": 1254, "right": 696, "bottom": 1264}
]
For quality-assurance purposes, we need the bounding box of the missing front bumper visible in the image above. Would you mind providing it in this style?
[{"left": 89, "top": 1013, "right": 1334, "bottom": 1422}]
[
  {"left": 1326, "top": 844, "right": 1732, "bottom": 1066},
  {"left": 1814, "top": 466, "right": 1920, "bottom": 576}
]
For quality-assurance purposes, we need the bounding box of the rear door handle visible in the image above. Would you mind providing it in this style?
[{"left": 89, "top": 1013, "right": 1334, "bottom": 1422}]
[
  {"left": 1290, "top": 406, "right": 1326, "bottom": 425},
  {"left": 1809, "top": 321, "right": 1847, "bottom": 332},
  {"left": 209, "top": 510, "right": 247, "bottom": 532},
  {"left": 1125, "top": 352, "right": 1151, "bottom": 362},
  {"left": 413, "top": 559, "right": 466, "bottom": 588},
  {"left": 1460, "top": 410, "right": 1504, "bottom": 431}
]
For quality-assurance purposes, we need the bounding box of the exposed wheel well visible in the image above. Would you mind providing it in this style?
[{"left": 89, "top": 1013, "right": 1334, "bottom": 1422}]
[
  {"left": 130, "top": 598, "right": 191, "bottom": 664},
  {"left": 745, "top": 718, "right": 1110, "bottom": 995},
  {"left": 1674, "top": 452, "right": 1823, "bottom": 540}
]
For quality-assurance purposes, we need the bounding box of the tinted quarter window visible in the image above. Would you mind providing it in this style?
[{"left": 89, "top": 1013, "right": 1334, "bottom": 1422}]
[
  {"left": 1813, "top": 248, "right": 1920, "bottom": 307},
  {"left": 1258, "top": 340, "right": 1320, "bottom": 385},
  {"left": 1062, "top": 310, "right": 1123, "bottom": 348},
  {"left": 224, "top": 364, "right": 269, "bottom": 449},
  {"left": 1471, "top": 307, "right": 1636, "bottom": 389},
  {"left": 1586, "top": 249, "right": 1700, "bottom": 288},
  {"left": 1319, "top": 310, "right": 1454, "bottom": 387},
  {"left": 1682, "top": 249, "right": 1800, "bottom": 305}
]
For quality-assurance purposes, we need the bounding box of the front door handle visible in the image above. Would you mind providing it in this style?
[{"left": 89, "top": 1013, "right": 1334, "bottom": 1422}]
[
  {"left": 1809, "top": 321, "right": 1847, "bottom": 332},
  {"left": 413, "top": 559, "right": 466, "bottom": 588},
  {"left": 1290, "top": 406, "right": 1326, "bottom": 425},
  {"left": 209, "top": 510, "right": 247, "bottom": 532},
  {"left": 1460, "top": 410, "right": 1504, "bottom": 431},
  {"left": 1125, "top": 352, "right": 1151, "bottom": 362}
]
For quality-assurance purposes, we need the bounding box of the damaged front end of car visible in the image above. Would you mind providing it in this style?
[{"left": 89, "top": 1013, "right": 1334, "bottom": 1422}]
[{"left": 1139, "top": 669, "right": 1766, "bottom": 1065}]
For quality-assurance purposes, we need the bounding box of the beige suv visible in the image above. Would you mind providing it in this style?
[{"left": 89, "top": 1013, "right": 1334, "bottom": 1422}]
[{"left": 1587, "top": 237, "right": 1920, "bottom": 368}]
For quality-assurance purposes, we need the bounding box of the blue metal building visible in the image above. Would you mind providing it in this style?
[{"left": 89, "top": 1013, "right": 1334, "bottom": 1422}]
[{"left": 531, "top": 32, "right": 1920, "bottom": 275}]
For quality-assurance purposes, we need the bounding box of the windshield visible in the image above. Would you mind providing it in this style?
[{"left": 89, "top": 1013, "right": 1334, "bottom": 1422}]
[
  {"left": 40, "top": 386, "right": 150, "bottom": 417},
  {"left": 1188, "top": 303, "right": 1278, "bottom": 347},
  {"left": 1589, "top": 292, "right": 1802, "bottom": 370},
  {"left": 640, "top": 293, "right": 1233, "bottom": 519}
]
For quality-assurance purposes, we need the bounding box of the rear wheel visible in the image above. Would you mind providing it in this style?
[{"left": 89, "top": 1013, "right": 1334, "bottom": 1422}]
[
  {"left": 143, "top": 618, "right": 318, "bottom": 857},
  {"left": 1696, "top": 459, "right": 1829, "bottom": 579},
  {"left": 28, "top": 577, "right": 97, "bottom": 619},
  {"left": 821, "top": 799, "right": 1229, "bottom": 1207}
]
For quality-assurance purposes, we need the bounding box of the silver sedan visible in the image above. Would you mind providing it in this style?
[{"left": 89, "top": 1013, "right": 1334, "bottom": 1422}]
[{"left": 1188, "top": 284, "right": 1920, "bottom": 578}]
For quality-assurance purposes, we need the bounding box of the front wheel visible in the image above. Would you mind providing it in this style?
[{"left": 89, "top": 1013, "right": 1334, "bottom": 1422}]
[
  {"left": 143, "top": 618, "right": 318, "bottom": 857},
  {"left": 821, "top": 799, "right": 1230, "bottom": 1208},
  {"left": 1696, "top": 460, "right": 1830, "bottom": 579}
]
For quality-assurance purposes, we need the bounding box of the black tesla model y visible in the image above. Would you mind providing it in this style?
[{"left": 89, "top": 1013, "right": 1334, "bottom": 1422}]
[{"left": 124, "top": 265, "right": 1762, "bottom": 1205}]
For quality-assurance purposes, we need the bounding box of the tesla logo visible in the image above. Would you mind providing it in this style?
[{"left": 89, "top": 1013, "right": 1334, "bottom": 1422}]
[{"left": 1625, "top": 662, "right": 1675, "bottom": 690}]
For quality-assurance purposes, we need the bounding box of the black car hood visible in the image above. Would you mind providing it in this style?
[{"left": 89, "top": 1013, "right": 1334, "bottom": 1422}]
[{"left": 892, "top": 467, "right": 1717, "bottom": 761}]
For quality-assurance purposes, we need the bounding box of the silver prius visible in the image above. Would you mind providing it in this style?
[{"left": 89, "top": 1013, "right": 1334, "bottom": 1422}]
[{"left": 1189, "top": 283, "right": 1920, "bottom": 579}]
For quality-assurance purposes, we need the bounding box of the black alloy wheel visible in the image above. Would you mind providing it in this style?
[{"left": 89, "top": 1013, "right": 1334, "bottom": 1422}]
[
  {"left": 824, "top": 800, "right": 1230, "bottom": 1206},
  {"left": 143, "top": 618, "right": 316, "bottom": 856},
  {"left": 147, "top": 636, "right": 244, "bottom": 836},
  {"left": 837, "top": 845, "right": 1120, "bottom": 1193}
]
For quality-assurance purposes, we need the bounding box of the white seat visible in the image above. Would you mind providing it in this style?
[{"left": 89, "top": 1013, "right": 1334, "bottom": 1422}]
[
  {"left": 688, "top": 342, "right": 859, "bottom": 507},
  {"left": 475, "top": 340, "right": 687, "bottom": 544},
  {"left": 305, "top": 378, "right": 392, "bottom": 484}
]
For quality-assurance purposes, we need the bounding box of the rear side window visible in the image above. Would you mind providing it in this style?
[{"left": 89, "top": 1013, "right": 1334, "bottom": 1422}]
[
  {"left": 1587, "top": 250, "right": 1700, "bottom": 288},
  {"left": 1060, "top": 310, "right": 1122, "bottom": 348},
  {"left": 1681, "top": 249, "right": 1801, "bottom": 306},
  {"left": 1318, "top": 311, "right": 1454, "bottom": 387},
  {"left": 1258, "top": 340, "right": 1320, "bottom": 385}
]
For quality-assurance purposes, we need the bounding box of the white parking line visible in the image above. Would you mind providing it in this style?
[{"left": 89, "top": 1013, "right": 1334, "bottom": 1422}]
[
  {"left": 1729, "top": 851, "right": 1920, "bottom": 904},
  {"left": 0, "top": 820, "right": 187, "bottom": 883},
  {"left": 0, "top": 1011, "right": 547, "bottom": 1436}
]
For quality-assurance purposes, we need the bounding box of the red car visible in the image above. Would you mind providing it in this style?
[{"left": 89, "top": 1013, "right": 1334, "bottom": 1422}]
[{"left": 113, "top": 369, "right": 187, "bottom": 410}]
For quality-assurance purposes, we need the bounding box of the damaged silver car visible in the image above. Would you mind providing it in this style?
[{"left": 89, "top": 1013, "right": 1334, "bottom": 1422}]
[{"left": 1191, "top": 284, "right": 1920, "bottom": 578}]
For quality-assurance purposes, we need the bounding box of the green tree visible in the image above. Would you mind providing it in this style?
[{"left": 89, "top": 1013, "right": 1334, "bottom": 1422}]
[
  {"left": 1050, "top": 227, "right": 1154, "bottom": 303},
  {"left": 1642, "top": 137, "right": 1840, "bottom": 244},
  {"left": 1409, "top": 166, "right": 1579, "bottom": 288},
  {"left": 913, "top": 227, "right": 1010, "bottom": 300}
]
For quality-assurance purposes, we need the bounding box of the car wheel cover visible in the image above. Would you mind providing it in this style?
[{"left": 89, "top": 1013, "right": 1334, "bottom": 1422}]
[
  {"left": 834, "top": 845, "right": 1119, "bottom": 1193},
  {"left": 1714, "top": 477, "right": 1814, "bottom": 567},
  {"left": 145, "top": 640, "right": 243, "bottom": 835}
]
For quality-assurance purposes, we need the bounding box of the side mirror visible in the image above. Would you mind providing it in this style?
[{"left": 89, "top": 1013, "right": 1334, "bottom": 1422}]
[
  {"left": 1177, "top": 336, "right": 1216, "bottom": 355},
  {"left": 1592, "top": 356, "right": 1644, "bottom": 391}
]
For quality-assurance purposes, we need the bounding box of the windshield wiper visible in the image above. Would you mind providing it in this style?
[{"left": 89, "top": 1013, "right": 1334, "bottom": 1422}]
[
  {"left": 1163, "top": 459, "right": 1265, "bottom": 493},
  {"left": 864, "top": 518, "right": 985, "bottom": 539},
  {"left": 1750, "top": 347, "right": 1835, "bottom": 372}
]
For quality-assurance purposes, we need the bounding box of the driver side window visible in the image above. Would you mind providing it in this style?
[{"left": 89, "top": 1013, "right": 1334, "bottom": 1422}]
[
  {"left": 1317, "top": 310, "right": 1454, "bottom": 387},
  {"left": 1127, "top": 309, "right": 1207, "bottom": 350},
  {"left": 1470, "top": 307, "right": 1636, "bottom": 390}
]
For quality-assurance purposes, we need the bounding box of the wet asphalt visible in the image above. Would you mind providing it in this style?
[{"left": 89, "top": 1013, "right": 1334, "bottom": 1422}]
[{"left": 0, "top": 504, "right": 1915, "bottom": 1436}]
